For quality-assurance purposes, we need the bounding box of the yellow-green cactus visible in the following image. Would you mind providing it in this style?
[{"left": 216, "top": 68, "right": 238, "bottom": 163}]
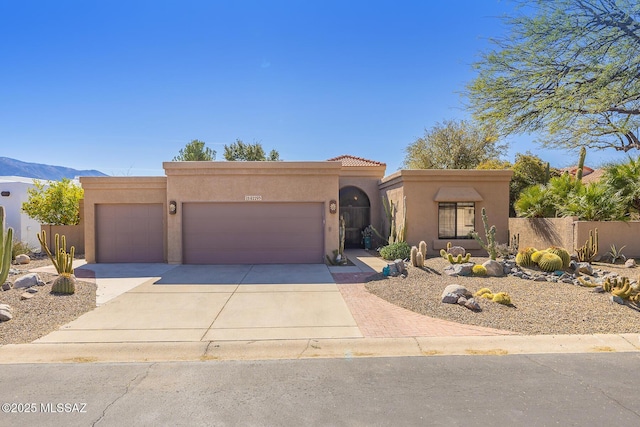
[
  {"left": 475, "top": 288, "right": 492, "bottom": 297},
  {"left": 492, "top": 292, "right": 512, "bottom": 305},
  {"left": 547, "top": 246, "right": 571, "bottom": 269},
  {"left": 515, "top": 247, "right": 537, "bottom": 268},
  {"left": 51, "top": 273, "right": 76, "bottom": 294},
  {"left": 446, "top": 253, "right": 471, "bottom": 264},
  {"left": 531, "top": 250, "right": 548, "bottom": 264},
  {"left": 538, "top": 252, "right": 563, "bottom": 272},
  {"left": 472, "top": 265, "right": 487, "bottom": 276}
]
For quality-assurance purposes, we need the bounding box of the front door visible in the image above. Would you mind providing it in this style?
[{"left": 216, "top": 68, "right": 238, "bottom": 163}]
[{"left": 339, "top": 186, "right": 370, "bottom": 248}]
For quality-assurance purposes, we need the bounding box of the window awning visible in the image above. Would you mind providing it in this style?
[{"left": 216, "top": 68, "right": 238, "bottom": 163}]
[{"left": 434, "top": 187, "right": 483, "bottom": 202}]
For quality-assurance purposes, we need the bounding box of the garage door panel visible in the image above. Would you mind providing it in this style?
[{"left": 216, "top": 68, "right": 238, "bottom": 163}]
[
  {"left": 183, "top": 202, "right": 324, "bottom": 264},
  {"left": 96, "top": 204, "right": 164, "bottom": 263}
]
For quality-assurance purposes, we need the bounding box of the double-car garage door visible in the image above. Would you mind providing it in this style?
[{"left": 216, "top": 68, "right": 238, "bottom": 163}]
[
  {"left": 182, "top": 202, "right": 324, "bottom": 264},
  {"left": 95, "top": 202, "right": 324, "bottom": 264}
]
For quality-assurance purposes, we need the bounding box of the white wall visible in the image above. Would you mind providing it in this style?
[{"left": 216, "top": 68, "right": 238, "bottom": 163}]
[{"left": 0, "top": 177, "right": 44, "bottom": 250}]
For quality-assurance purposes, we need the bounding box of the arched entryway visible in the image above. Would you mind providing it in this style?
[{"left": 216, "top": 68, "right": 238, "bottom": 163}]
[{"left": 339, "top": 186, "right": 370, "bottom": 248}]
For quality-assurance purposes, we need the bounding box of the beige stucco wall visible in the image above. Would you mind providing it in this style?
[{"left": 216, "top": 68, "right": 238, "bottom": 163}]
[
  {"left": 380, "top": 170, "right": 513, "bottom": 257},
  {"left": 163, "top": 161, "right": 341, "bottom": 264},
  {"left": 575, "top": 221, "right": 640, "bottom": 259},
  {"left": 80, "top": 177, "right": 168, "bottom": 263},
  {"left": 508, "top": 217, "right": 575, "bottom": 252},
  {"left": 509, "top": 218, "right": 640, "bottom": 259}
]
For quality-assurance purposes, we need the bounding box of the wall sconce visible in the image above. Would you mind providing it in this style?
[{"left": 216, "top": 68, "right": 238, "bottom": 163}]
[
  {"left": 329, "top": 200, "right": 337, "bottom": 214},
  {"left": 0, "top": 191, "right": 9, "bottom": 197},
  {"left": 169, "top": 201, "right": 177, "bottom": 215}
]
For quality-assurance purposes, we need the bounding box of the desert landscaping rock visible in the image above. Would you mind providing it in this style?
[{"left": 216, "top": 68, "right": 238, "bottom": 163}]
[
  {"left": 366, "top": 255, "right": 640, "bottom": 335},
  {"left": 20, "top": 292, "right": 34, "bottom": 300},
  {"left": 444, "top": 263, "right": 474, "bottom": 277},
  {"left": 577, "top": 263, "right": 594, "bottom": 275},
  {"left": 441, "top": 284, "right": 471, "bottom": 299},
  {"left": 625, "top": 259, "right": 636, "bottom": 268},
  {"left": 13, "top": 273, "right": 45, "bottom": 289},
  {"left": 482, "top": 260, "right": 503, "bottom": 277},
  {"left": 0, "top": 304, "right": 12, "bottom": 321},
  {"left": 1, "top": 282, "right": 11, "bottom": 291},
  {"left": 0, "top": 257, "right": 96, "bottom": 345},
  {"left": 15, "top": 254, "right": 30, "bottom": 264},
  {"left": 448, "top": 246, "right": 466, "bottom": 257},
  {"left": 442, "top": 293, "right": 459, "bottom": 304}
]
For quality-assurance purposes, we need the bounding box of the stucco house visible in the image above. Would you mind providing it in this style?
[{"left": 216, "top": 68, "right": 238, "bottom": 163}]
[
  {"left": 0, "top": 176, "right": 44, "bottom": 249},
  {"left": 80, "top": 155, "right": 512, "bottom": 264}
]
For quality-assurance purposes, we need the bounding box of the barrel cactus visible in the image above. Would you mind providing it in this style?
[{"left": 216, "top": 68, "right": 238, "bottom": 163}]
[
  {"left": 531, "top": 250, "right": 548, "bottom": 265},
  {"left": 52, "top": 273, "right": 76, "bottom": 294},
  {"left": 472, "top": 264, "right": 487, "bottom": 276},
  {"left": 537, "top": 252, "right": 563, "bottom": 272},
  {"left": 515, "top": 247, "right": 537, "bottom": 268},
  {"left": 492, "top": 292, "right": 512, "bottom": 305},
  {"left": 547, "top": 246, "right": 571, "bottom": 269}
]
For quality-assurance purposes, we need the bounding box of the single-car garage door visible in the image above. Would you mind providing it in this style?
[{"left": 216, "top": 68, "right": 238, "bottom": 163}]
[
  {"left": 182, "top": 202, "right": 324, "bottom": 264},
  {"left": 96, "top": 204, "right": 164, "bottom": 263}
]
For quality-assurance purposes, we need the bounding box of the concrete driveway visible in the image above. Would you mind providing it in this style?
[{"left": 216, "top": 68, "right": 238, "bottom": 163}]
[{"left": 36, "top": 264, "right": 363, "bottom": 344}]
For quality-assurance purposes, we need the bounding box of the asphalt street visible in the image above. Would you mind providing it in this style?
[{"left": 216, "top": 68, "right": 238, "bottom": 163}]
[{"left": 1, "top": 353, "right": 639, "bottom": 426}]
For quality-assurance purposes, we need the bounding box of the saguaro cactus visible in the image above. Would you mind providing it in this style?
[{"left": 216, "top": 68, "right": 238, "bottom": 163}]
[{"left": 0, "top": 206, "right": 13, "bottom": 286}]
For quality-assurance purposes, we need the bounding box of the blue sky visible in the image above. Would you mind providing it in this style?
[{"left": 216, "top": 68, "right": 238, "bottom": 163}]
[{"left": 1, "top": 0, "right": 633, "bottom": 176}]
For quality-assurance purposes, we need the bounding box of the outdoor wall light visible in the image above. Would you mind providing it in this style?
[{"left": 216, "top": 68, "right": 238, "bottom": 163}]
[
  {"left": 0, "top": 191, "right": 9, "bottom": 197},
  {"left": 169, "top": 201, "right": 177, "bottom": 215},
  {"left": 329, "top": 200, "right": 337, "bottom": 214}
]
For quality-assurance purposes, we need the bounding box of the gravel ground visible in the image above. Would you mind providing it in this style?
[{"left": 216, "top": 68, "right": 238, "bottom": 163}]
[
  {"left": 0, "top": 256, "right": 96, "bottom": 345},
  {"left": 365, "top": 256, "right": 640, "bottom": 335}
]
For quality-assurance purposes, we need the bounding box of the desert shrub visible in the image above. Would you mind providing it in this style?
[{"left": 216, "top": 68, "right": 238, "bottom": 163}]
[
  {"left": 379, "top": 242, "right": 411, "bottom": 260},
  {"left": 12, "top": 239, "right": 32, "bottom": 260}
]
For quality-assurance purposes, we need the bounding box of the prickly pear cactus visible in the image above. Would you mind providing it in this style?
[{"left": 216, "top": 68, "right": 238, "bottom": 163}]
[{"left": 52, "top": 274, "right": 76, "bottom": 294}]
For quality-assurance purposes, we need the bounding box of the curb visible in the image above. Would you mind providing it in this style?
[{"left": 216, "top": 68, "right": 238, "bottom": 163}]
[{"left": 1, "top": 334, "right": 638, "bottom": 364}]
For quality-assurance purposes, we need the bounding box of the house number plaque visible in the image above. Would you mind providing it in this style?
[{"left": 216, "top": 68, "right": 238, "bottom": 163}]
[{"left": 245, "top": 195, "right": 262, "bottom": 201}]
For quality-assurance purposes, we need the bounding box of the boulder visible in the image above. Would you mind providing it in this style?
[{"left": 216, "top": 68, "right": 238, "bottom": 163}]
[
  {"left": 441, "top": 293, "right": 460, "bottom": 304},
  {"left": 13, "top": 273, "right": 45, "bottom": 289},
  {"left": 443, "top": 263, "right": 475, "bottom": 277},
  {"left": 448, "top": 246, "right": 466, "bottom": 257},
  {"left": 576, "top": 263, "right": 593, "bottom": 275},
  {"left": 482, "top": 260, "right": 504, "bottom": 277},
  {"left": 15, "top": 254, "right": 31, "bottom": 265},
  {"left": 394, "top": 259, "right": 406, "bottom": 275},
  {"left": 624, "top": 259, "right": 636, "bottom": 268},
  {"left": 441, "top": 284, "right": 472, "bottom": 299},
  {"left": 1, "top": 282, "right": 12, "bottom": 291},
  {"left": 0, "top": 303, "right": 12, "bottom": 321},
  {"left": 464, "top": 298, "right": 482, "bottom": 311}
]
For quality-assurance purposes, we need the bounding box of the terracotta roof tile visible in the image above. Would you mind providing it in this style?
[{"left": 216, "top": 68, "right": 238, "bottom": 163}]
[{"left": 327, "top": 155, "right": 386, "bottom": 167}]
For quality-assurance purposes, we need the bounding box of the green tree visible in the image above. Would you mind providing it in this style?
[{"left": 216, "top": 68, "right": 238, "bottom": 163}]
[
  {"left": 223, "top": 139, "right": 280, "bottom": 161},
  {"left": 467, "top": 0, "right": 640, "bottom": 152},
  {"left": 173, "top": 139, "right": 216, "bottom": 161},
  {"left": 560, "top": 182, "right": 626, "bottom": 221},
  {"left": 22, "top": 178, "right": 84, "bottom": 225},
  {"left": 404, "top": 119, "right": 507, "bottom": 169},
  {"left": 477, "top": 152, "right": 555, "bottom": 216}
]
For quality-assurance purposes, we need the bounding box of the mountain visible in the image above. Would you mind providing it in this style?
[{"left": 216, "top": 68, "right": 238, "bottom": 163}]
[{"left": 0, "top": 157, "right": 108, "bottom": 180}]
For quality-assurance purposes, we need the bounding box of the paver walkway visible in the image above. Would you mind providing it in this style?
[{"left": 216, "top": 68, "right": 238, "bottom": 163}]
[{"left": 336, "top": 249, "right": 515, "bottom": 338}]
